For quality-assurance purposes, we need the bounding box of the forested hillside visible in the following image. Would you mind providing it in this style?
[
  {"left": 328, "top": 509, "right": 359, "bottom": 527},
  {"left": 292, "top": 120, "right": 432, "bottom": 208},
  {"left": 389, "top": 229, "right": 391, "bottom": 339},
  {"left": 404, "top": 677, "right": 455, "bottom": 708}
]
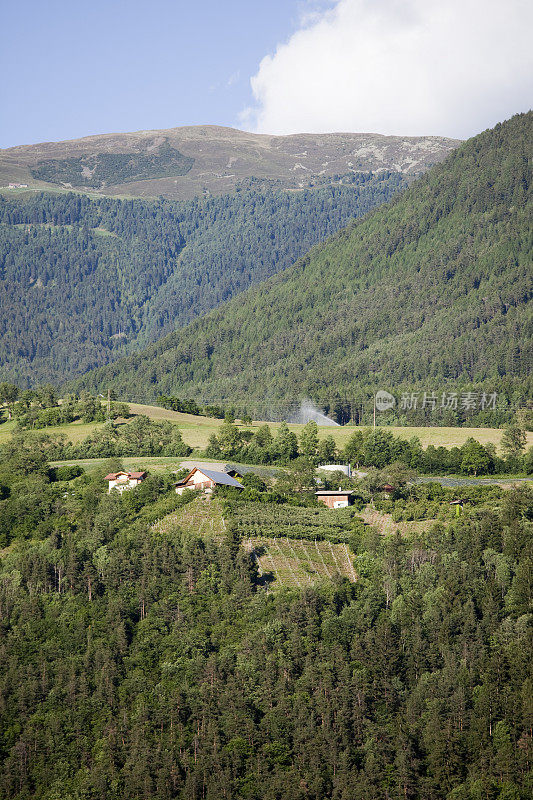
[
  {"left": 72, "top": 113, "right": 532, "bottom": 410},
  {"left": 0, "top": 172, "right": 405, "bottom": 384},
  {"left": 0, "top": 434, "right": 531, "bottom": 799}
]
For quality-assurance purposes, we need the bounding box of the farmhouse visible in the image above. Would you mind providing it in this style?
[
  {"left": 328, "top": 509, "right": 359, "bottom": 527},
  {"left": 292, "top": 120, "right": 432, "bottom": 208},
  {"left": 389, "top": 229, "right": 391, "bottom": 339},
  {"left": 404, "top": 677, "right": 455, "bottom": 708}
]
[
  {"left": 175, "top": 467, "right": 244, "bottom": 495},
  {"left": 105, "top": 470, "right": 147, "bottom": 494},
  {"left": 315, "top": 489, "right": 354, "bottom": 509}
]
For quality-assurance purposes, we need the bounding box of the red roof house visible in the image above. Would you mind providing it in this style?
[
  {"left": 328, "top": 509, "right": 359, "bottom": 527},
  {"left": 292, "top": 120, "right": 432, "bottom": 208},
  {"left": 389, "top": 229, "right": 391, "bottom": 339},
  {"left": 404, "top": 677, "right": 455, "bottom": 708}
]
[{"left": 105, "top": 470, "right": 147, "bottom": 494}]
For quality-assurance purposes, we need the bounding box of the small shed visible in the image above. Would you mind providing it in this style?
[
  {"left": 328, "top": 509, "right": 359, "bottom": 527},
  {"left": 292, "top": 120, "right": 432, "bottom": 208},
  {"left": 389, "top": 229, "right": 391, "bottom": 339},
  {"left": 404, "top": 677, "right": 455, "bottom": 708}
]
[
  {"left": 175, "top": 467, "right": 244, "bottom": 495},
  {"left": 105, "top": 470, "right": 147, "bottom": 494},
  {"left": 315, "top": 489, "right": 354, "bottom": 509},
  {"left": 449, "top": 499, "right": 465, "bottom": 515}
]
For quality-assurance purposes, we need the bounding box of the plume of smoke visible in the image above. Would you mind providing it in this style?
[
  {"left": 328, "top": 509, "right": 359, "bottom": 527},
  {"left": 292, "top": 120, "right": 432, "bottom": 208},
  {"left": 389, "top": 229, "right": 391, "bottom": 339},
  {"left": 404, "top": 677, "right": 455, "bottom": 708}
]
[{"left": 289, "top": 399, "right": 339, "bottom": 426}]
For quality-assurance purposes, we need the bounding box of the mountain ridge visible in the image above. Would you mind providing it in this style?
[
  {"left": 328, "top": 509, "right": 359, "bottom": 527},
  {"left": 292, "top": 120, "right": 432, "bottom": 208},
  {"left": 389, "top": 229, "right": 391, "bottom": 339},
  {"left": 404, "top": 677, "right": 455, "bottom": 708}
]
[{"left": 0, "top": 124, "right": 460, "bottom": 200}]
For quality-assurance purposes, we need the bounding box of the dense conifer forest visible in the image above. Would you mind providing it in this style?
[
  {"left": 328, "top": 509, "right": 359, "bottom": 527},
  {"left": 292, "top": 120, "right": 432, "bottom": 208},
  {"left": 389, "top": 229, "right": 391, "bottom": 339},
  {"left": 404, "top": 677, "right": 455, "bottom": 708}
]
[
  {"left": 0, "top": 432, "right": 531, "bottom": 799},
  {"left": 0, "top": 172, "right": 404, "bottom": 385},
  {"left": 70, "top": 113, "right": 532, "bottom": 410},
  {"left": 30, "top": 142, "right": 195, "bottom": 188}
]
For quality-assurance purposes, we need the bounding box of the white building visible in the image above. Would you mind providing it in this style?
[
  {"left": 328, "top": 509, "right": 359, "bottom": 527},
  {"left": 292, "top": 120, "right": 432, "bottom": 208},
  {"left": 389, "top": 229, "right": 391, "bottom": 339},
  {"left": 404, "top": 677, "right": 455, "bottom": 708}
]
[{"left": 105, "top": 470, "right": 147, "bottom": 494}]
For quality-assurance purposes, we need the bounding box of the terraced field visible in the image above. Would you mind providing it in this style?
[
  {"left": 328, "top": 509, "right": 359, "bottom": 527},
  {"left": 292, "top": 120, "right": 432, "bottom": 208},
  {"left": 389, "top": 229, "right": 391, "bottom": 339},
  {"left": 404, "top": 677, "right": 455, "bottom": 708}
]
[
  {"left": 151, "top": 497, "right": 227, "bottom": 539},
  {"left": 150, "top": 496, "right": 357, "bottom": 590},
  {"left": 359, "top": 507, "right": 437, "bottom": 537},
  {"left": 243, "top": 537, "right": 357, "bottom": 589}
]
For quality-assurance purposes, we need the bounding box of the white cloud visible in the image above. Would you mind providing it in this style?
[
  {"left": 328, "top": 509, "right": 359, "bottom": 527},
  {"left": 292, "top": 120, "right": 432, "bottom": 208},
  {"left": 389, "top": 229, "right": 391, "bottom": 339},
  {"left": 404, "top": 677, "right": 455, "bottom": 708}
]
[
  {"left": 227, "top": 70, "right": 240, "bottom": 88},
  {"left": 240, "top": 0, "right": 533, "bottom": 138}
]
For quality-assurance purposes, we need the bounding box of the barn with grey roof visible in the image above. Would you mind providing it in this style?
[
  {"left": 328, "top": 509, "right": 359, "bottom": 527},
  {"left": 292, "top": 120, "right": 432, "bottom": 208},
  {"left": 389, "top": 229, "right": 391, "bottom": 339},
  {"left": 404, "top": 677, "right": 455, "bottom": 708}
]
[{"left": 175, "top": 467, "right": 244, "bottom": 495}]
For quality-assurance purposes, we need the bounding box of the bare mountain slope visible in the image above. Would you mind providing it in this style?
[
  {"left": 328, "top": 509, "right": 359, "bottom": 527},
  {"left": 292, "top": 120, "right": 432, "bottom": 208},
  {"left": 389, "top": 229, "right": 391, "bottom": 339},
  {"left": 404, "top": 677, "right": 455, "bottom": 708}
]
[{"left": 0, "top": 125, "right": 460, "bottom": 199}]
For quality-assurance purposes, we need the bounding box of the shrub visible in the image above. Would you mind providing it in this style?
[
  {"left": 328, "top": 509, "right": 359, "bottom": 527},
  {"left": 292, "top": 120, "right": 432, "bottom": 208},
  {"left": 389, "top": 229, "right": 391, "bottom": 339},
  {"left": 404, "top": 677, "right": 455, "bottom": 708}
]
[{"left": 49, "top": 465, "right": 84, "bottom": 482}]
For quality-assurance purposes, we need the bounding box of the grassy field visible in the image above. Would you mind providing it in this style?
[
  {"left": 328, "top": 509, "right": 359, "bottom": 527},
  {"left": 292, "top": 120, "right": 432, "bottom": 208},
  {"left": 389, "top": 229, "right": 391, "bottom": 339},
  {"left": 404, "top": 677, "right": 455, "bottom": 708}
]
[
  {"left": 0, "top": 418, "right": 101, "bottom": 444},
  {"left": 128, "top": 404, "right": 533, "bottom": 452},
  {"left": 2, "top": 401, "right": 531, "bottom": 454}
]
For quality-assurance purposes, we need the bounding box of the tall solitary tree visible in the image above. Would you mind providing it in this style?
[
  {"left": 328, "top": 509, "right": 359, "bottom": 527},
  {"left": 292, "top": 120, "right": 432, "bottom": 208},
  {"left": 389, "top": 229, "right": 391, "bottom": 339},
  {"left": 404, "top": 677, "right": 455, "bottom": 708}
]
[
  {"left": 0, "top": 382, "right": 19, "bottom": 418},
  {"left": 501, "top": 423, "right": 527, "bottom": 460},
  {"left": 299, "top": 420, "right": 320, "bottom": 464},
  {"left": 460, "top": 438, "right": 493, "bottom": 476}
]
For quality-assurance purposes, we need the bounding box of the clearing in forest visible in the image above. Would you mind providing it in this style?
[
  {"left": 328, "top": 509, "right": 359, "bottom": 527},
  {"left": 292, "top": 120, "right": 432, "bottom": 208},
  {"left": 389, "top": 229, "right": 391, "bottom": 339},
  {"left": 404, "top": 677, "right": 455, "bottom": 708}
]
[
  {"left": 243, "top": 537, "right": 357, "bottom": 589},
  {"left": 152, "top": 496, "right": 227, "bottom": 539},
  {"left": 359, "top": 507, "right": 437, "bottom": 536}
]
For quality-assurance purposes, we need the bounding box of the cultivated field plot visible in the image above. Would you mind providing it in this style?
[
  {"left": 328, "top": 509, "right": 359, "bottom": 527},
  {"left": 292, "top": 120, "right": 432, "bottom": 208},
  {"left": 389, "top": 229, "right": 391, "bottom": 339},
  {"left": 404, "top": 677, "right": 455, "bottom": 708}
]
[
  {"left": 243, "top": 537, "right": 357, "bottom": 589},
  {"left": 232, "top": 502, "right": 357, "bottom": 542},
  {"left": 151, "top": 497, "right": 227, "bottom": 539},
  {"left": 360, "top": 507, "right": 436, "bottom": 537}
]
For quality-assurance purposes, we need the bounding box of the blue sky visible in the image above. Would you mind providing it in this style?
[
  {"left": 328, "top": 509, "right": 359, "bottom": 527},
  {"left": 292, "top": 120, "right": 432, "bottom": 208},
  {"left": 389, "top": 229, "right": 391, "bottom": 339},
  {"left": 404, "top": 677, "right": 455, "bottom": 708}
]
[
  {"left": 2, "top": 0, "right": 532, "bottom": 147},
  {"left": 0, "top": 0, "right": 309, "bottom": 147}
]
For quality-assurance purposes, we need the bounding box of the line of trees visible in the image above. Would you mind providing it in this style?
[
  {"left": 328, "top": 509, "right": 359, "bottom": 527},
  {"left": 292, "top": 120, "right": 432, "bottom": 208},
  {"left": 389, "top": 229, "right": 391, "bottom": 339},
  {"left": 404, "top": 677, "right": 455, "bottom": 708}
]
[
  {"left": 0, "top": 382, "right": 130, "bottom": 428},
  {"left": 157, "top": 395, "right": 239, "bottom": 421},
  {"left": 206, "top": 420, "right": 532, "bottom": 476}
]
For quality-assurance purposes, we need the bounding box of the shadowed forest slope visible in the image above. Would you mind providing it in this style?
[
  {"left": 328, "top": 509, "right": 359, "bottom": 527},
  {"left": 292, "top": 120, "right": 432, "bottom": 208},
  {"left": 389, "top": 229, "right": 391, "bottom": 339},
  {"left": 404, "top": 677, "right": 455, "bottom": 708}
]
[{"left": 0, "top": 172, "right": 405, "bottom": 384}]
